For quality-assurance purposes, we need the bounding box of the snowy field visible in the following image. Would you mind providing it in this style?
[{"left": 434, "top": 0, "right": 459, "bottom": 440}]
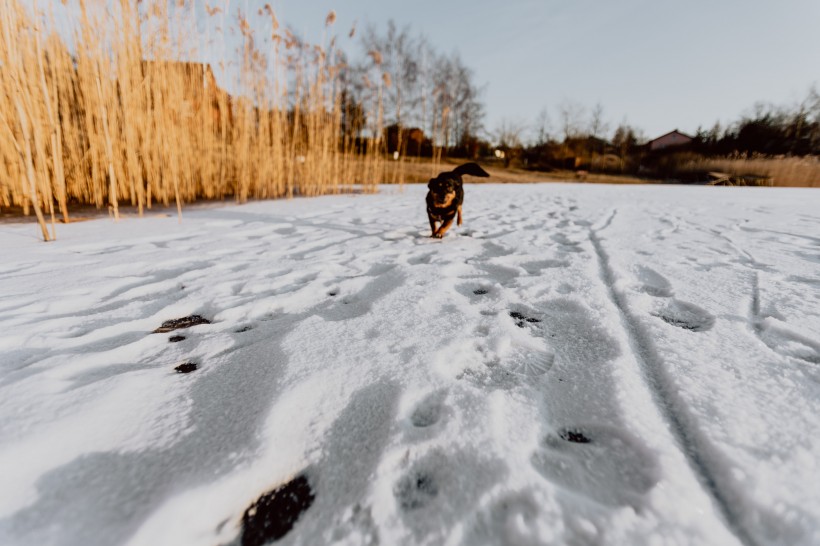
[{"left": 1, "top": 183, "right": 819, "bottom": 546}]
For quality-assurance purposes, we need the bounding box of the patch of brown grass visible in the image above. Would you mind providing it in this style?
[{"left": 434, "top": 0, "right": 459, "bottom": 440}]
[
  {"left": 684, "top": 156, "right": 820, "bottom": 188},
  {"left": 394, "top": 158, "right": 652, "bottom": 184}
]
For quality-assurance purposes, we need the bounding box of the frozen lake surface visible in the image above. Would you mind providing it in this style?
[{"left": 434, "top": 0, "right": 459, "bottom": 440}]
[{"left": 1, "top": 183, "right": 819, "bottom": 546}]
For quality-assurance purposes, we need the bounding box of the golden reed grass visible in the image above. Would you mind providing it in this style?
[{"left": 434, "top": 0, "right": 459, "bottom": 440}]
[
  {"left": 685, "top": 156, "right": 820, "bottom": 188},
  {"left": 1, "top": 1, "right": 422, "bottom": 241}
]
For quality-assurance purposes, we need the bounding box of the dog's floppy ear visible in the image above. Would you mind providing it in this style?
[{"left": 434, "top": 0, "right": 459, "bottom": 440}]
[
  {"left": 451, "top": 162, "right": 490, "bottom": 178},
  {"left": 427, "top": 178, "right": 436, "bottom": 189}
]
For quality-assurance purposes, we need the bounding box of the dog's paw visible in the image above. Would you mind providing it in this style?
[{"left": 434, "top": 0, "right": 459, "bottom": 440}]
[{"left": 432, "top": 233, "right": 444, "bottom": 239}]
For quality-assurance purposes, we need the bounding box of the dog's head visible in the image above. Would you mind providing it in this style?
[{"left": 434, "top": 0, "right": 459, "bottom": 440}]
[{"left": 427, "top": 174, "right": 459, "bottom": 206}]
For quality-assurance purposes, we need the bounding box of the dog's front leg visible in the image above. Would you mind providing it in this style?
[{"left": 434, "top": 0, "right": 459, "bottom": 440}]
[
  {"left": 434, "top": 216, "right": 454, "bottom": 238},
  {"left": 428, "top": 214, "right": 438, "bottom": 237},
  {"left": 457, "top": 205, "right": 462, "bottom": 226}
]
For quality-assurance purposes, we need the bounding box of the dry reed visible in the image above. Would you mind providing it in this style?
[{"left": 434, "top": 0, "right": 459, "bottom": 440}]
[
  {"left": 684, "top": 156, "right": 820, "bottom": 188},
  {"left": 0, "top": 0, "right": 402, "bottom": 241}
]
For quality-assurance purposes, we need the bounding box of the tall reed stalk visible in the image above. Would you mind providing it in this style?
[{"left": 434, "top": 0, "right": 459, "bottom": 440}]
[{"left": 0, "top": 1, "right": 392, "bottom": 241}]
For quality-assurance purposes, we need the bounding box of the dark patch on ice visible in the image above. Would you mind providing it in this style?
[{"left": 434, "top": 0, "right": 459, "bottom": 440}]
[
  {"left": 473, "top": 288, "right": 488, "bottom": 295},
  {"left": 174, "top": 362, "right": 198, "bottom": 374},
  {"left": 327, "top": 291, "right": 338, "bottom": 297},
  {"left": 235, "top": 325, "right": 254, "bottom": 333},
  {"left": 153, "top": 315, "right": 211, "bottom": 333},
  {"left": 653, "top": 300, "right": 715, "bottom": 332},
  {"left": 395, "top": 472, "right": 439, "bottom": 510},
  {"left": 558, "top": 428, "right": 591, "bottom": 444},
  {"left": 168, "top": 335, "right": 186, "bottom": 343},
  {"left": 509, "top": 311, "right": 541, "bottom": 328},
  {"left": 241, "top": 473, "right": 315, "bottom": 546}
]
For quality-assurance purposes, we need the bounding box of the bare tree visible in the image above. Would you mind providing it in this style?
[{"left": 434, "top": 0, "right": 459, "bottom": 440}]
[
  {"left": 558, "top": 99, "right": 586, "bottom": 141},
  {"left": 612, "top": 121, "right": 642, "bottom": 157},
  {"left": 493, "top": 118, "right": 527, "bottom": 166},
  {"left": 430, "top": 52, "right": 484, "bottom": 153},
  {"left": 354, "top": 22, "right": 484, "bottom": 158},
  {"left": 359, "top": 20, "right": 421, "bottom": 131},
  {"left": 534, "top": 107, "right": 551, "bottom": 145},
  {"left": 589, "top": 102, "right": 609, "bottom": 140},
  {"left": 494, "top": 118, "right": 527, "bottom": 148}
]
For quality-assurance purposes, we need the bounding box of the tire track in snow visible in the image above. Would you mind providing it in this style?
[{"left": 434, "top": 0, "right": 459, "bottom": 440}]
[{"left": 588, "top": 208, "right": 759, "bottom": 546}]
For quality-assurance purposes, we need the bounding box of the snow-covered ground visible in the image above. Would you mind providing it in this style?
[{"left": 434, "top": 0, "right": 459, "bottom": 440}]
[{"left": 1, "top": 183, "right": 818, "bottom": 546}]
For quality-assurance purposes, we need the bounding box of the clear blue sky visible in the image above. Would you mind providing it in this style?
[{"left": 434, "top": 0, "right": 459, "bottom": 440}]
[
  {"left": 260, "top": 0, "right": 820, "bottom": 141},
  {"left": 41, "top": 0, "right": 820, "bottom": 142}
]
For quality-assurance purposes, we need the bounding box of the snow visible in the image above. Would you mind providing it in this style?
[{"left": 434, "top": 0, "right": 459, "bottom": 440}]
[{"left": 0, "top": 183, "right": 818, "bottom": 546}]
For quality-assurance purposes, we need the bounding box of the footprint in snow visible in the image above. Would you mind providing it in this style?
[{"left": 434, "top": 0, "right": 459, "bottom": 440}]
[
  {"left": 410, "top": 391, "right": 448, "bottom": 428},
  {"left": 501, "top": 309, "right": 554, "bottom": 377},
  {"left": 464, "top": 491, "right": 545, "bottom": 546},
  {"left": 504, "top": 346, "right": 555, "bottom": 377},
  {"left": 393, "top": 448, "right": 503, "bottom": 532},
  {"left": 531, "top": 424, "right": 660, "bottom": 508},
  {"left": 395, "top": 471, "right": 439, "bottom": 510},
  {"left": 653, "top": 299, "right": 715, "bottom": 332},
  {"left": 454, "top": 283, "right": 494, "bottom": 301},
  {"left": 474, "top": 263, "right": 521, "bottom": 286},
  {"left": 555, "top": 283, "right": 574, "bottom": 295},
  {"left": 634, "top": 266, "right": 673, "bottom": 298},
  {"left": 479, "top": 241, "right": 515, "bottom": 258},
  {"left": 317, "top": 267, "right": 402, "bottom": 322}
]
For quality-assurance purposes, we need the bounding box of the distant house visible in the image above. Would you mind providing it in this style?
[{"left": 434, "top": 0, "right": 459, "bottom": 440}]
[
  {"left": 648, "top": 129, "right": 693, "bottom": 151},
  {"left": 385, "top": 125, "right": 428, "bottom": 155}
]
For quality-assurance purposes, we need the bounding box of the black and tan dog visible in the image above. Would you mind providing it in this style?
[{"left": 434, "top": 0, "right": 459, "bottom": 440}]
[{"left": 426, "top": 163, "right": 489, "bottom": 238}]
